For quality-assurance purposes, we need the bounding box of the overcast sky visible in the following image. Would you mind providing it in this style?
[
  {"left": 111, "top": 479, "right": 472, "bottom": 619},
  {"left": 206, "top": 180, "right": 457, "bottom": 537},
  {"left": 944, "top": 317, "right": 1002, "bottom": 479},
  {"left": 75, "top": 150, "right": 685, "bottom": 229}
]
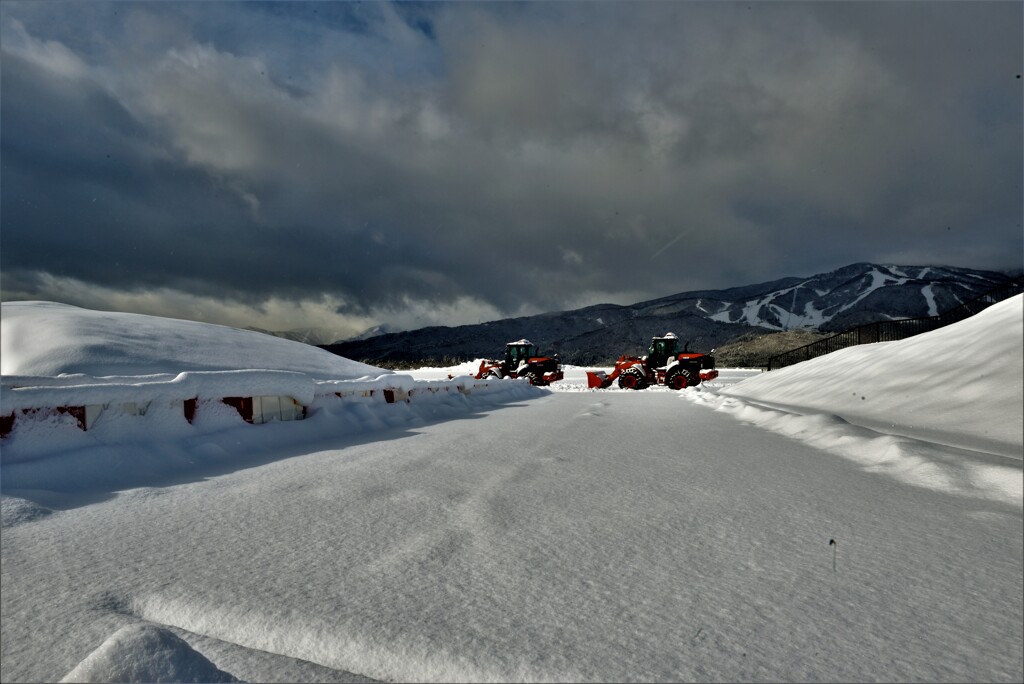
[{"left": 2, "top": 1, "right": 1021, "bottom": 336}]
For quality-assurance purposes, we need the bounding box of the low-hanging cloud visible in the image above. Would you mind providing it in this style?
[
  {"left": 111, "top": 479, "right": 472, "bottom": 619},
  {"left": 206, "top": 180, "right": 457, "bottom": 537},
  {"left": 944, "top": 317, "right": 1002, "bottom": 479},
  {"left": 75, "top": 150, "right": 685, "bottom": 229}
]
[{"left": 1, "top": 1, "right": 1020, "bottom": 334}]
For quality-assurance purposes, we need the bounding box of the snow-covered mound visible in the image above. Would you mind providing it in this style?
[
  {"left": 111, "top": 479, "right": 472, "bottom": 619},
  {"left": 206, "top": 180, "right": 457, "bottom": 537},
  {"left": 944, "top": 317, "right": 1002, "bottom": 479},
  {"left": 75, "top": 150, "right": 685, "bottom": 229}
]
[
  {"left": 1, "top": 301, "right": 383, "bottom": 380},
  {"left": 0, "top": 496, "right": 53, "bottom": 528},
  {"left": 0, "top": 302, "right": 545, "bottom": 474},
  {"left": 1, "top": 301, "right": 398, "bottom": 419},
  {"left": 59, "top": 624, "right": 237, "bottom": 683},
  {"left": 719, "top": 294, "right": 1023, "bottom": 457}
]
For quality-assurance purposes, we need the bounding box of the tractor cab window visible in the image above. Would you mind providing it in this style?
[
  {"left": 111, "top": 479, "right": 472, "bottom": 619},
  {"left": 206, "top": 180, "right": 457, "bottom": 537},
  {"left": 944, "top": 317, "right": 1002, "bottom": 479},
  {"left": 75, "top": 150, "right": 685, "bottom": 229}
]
[
  {"left": 506, "top": 344, "right": 536, "bottom": 365},
  {"left": 649, "top": 338, "right": 678, "bottom": 365}
]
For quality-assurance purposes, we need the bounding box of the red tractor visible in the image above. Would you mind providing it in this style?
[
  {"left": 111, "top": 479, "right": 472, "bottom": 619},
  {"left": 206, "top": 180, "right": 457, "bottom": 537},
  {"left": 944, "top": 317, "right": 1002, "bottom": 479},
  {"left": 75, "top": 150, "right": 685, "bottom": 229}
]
[
  {"left": 475, "top": 339, "right": 563, "bottom": 386},
  {"left": 586, "top": 332, "right": 718, "bottom": 390}
]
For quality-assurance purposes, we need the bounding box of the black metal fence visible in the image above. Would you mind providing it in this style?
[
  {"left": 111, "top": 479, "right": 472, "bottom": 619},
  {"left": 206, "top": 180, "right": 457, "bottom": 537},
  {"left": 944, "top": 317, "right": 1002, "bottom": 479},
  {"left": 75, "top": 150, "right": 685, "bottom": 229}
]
[{"left": 767, "top": 279, "right": 1023, "bottom": 371}]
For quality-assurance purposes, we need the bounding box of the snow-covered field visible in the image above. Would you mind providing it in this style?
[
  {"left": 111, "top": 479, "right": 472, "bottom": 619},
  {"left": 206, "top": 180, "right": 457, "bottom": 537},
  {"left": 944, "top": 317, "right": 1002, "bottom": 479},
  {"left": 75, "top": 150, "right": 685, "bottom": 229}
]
[{"left": 1, "top": 298, "right": 1021, "bottom": 682}]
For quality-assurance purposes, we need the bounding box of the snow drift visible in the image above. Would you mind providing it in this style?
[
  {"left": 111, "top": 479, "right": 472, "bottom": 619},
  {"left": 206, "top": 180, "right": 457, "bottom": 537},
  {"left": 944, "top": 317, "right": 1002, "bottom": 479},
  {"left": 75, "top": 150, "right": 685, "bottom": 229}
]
[
  {"left": 0, "top": 301, "right": 543, "bottom": 471},
  {"left": 1, "top": 301, "right": 393, "bottom": 423},
  {"left": 717, "top": 293, "right": 1023, "bottom": 457},
  {"left": 0, "top": 301, "right": 382, "bottom": 379},
  {"left": 682, "top": 294, "right": 1022, "bottom": 505},
  {"left": 59, "top": 624, "right": 237, "bottom": 683}
]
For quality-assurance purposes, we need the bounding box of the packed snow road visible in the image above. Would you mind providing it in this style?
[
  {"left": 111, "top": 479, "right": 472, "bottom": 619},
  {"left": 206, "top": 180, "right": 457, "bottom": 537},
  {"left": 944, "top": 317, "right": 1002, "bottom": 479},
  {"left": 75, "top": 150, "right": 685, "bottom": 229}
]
[{"left": 2, "top": 390, "right": 1020, "bottom": 683}]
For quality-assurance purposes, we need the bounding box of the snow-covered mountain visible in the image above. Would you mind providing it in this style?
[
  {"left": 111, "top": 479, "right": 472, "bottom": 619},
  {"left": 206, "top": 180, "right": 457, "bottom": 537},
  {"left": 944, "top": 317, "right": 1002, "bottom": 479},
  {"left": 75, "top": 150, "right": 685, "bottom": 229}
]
[
  {"left": 244, "top": 325, "right": 356, "bottom": 346},
  {"left": 246, "top": 323, "right": 409, "bottom": 346},
  {"left": 344, "top": 323, "right": 406, "bottom": 342},
  {"left": 647, "top": 262, "right": 1014, "bottom": 332},
  {"left": 323, "top": 263, "right": 1017, "bottom": 365}
]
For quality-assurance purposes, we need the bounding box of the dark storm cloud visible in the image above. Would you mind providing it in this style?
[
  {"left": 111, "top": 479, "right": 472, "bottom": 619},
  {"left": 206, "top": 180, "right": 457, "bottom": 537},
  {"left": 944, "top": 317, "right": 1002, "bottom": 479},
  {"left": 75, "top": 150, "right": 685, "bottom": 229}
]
[{"left": 1, "top": 1, "right": 1020, "bottom": 332}]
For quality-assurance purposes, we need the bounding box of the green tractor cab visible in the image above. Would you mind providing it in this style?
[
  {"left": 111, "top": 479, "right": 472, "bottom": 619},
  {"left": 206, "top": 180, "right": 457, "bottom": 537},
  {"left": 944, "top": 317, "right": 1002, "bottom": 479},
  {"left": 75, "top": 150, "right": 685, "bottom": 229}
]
[
  {"left": 476, "top": 339, "right": 564, "bottom": 386},
  {"left": 587, "top": 332, "right": 718, "bottom": 390}
]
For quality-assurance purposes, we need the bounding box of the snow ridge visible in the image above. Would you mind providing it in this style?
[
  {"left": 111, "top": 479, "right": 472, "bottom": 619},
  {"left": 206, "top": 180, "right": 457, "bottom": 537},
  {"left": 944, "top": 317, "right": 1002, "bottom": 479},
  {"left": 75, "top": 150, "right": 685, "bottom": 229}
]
[
  {"left": 684, "top": 294, "right": 1024, "bottom": 504},
  {"left": 60, "top": 625, "right": 237, "bottom": 683}
]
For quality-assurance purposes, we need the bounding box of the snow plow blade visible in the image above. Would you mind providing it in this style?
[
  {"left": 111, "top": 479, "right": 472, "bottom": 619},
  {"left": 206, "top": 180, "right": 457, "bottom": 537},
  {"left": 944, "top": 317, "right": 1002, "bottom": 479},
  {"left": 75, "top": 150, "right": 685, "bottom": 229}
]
[
  {"left": 544, "top": 371, "right": 565, "bottom": 384},
  {"left": 586, "top": 370, "right": 614, "bottom": 389},
  {"left": 700, "top": 369, "right": 719, "bottom": 382}
]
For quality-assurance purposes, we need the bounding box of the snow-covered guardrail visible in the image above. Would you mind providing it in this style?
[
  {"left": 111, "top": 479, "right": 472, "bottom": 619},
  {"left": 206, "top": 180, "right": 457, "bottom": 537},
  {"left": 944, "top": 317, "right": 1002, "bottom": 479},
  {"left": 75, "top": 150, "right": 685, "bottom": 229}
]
[
  {"left": 0, "top": 371, "right": 509, "bottom": 438},
  {"left": 0, "top": 302, "right": 543, "bottom": 446}
]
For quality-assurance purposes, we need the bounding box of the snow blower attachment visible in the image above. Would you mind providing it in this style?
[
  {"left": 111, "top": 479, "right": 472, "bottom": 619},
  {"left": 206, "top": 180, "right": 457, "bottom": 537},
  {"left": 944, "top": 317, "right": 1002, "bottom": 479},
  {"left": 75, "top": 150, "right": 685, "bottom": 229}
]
[
  {"left": 586, "top": 333, "right": 718, "bottom": 390},
  {"left": 475, "top": 339, "right": 563, "bottom": 386}
]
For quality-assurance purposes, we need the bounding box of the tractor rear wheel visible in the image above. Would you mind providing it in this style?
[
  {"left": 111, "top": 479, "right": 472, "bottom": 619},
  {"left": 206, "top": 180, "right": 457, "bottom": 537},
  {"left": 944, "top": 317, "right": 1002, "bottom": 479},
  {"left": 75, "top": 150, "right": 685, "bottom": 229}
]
[
  {"left": 520, "top": 370, "right": 541, "bottom": 385},
  {"left": 665, "top": 367, "right": 692, "bottom": 390},
  {"left": 617, "top": 367, "right": 647, "bottom": 390}
]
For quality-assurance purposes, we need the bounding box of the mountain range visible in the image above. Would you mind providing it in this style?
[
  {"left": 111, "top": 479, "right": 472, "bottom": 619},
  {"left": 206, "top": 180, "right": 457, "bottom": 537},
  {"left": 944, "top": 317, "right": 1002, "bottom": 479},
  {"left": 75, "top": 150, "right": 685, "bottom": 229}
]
[
  {"left": 244, "top": 325, "right": 354, "bottom": 347},
  {"left": 319, "top": 263, "right": 1018, "bottom": 367}
]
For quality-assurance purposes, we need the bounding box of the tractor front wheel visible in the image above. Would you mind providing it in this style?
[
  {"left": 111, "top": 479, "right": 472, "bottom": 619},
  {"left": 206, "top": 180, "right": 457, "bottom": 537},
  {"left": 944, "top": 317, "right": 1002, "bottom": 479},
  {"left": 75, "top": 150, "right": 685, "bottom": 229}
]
[{"left": 617, "top": 367, "right": 647, "bottom": 390}]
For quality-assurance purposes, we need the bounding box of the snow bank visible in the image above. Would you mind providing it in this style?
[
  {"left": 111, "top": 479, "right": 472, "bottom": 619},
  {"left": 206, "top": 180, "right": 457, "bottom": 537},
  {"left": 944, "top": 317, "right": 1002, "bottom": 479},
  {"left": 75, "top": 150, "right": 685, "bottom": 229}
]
[
  {"left": 1, "top": 302, "right": 543, "bottom": 470},
  {"left": 684, "top": 294, "right": 1023, "bottom": 504},
  {"left": 2, "top": 375, "right": 542, "bottom": 492},
  {"left": 59, "top": 624, "right": 237, "bottom": 683},
  {"left": 1, "top": 301, "right": 383, "bottom": 379},
  {"left": 0, "top": 301, "right": 396, "bottom": 424},
  {"left": 2, "top": 370, "right": 326, "bottom": 413},
  {"left": 718, "top": 294, "right": 1023, "bottom": 456},
  {"left": 0, "top": 496, "right": 53, "bottom": 528}
]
